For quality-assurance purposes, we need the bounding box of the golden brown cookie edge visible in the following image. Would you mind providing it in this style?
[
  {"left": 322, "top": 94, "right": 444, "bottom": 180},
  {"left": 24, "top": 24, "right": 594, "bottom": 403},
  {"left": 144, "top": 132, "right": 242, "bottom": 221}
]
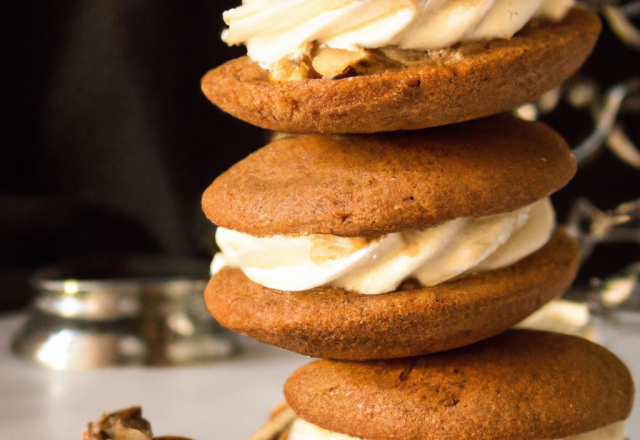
[
  {"left": 284, "top": 330, "right": 634, "bottom": 439},
  {"left": 205, "top": 228, "right": 580, "bottom": 360},
  {"left": 201, "top": 8, "right": 601, "bottom": 134}
]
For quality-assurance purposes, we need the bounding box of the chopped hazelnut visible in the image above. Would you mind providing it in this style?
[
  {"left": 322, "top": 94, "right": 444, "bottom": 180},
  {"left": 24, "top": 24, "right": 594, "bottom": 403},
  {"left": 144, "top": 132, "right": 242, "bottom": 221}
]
[
  {"left": 311, "top": 47, "right": 369, "bottom": 79},
  {"left": 269, "top": 56, "right": 317, "bottom": 81}
]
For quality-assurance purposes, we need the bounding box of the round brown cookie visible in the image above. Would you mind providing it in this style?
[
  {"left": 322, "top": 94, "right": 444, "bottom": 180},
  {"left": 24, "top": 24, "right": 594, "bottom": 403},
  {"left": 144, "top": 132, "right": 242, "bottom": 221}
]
[
  {"left": 284, "top": 330, "right": 634, "bottom": 440},
  {"left": 201, "top": 8, "right": 600, "bottom": 134},
  {"left": 205, "top": 228, "right": 580, "bottom": 360},
  {"left": 203, "top": 114, "right": 575, "bottom": 237}
]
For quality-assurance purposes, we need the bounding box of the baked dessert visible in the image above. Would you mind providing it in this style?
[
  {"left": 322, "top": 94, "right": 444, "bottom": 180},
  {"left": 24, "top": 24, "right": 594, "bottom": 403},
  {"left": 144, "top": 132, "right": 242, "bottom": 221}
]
[
  {"left": 277, "top": 330, "right": 634, "bottom": 440},
  {"left": 203, "top": 114, "right": 574, "bottom": 237},
  {"left": 81, "top": 407, "right": 192, "bottom": 440},
  {"left": 201, "top": 4, "right": 601, "bottom": 134},
  {"left": 203, "top": 114, "right": 581, "bottom": 359}
]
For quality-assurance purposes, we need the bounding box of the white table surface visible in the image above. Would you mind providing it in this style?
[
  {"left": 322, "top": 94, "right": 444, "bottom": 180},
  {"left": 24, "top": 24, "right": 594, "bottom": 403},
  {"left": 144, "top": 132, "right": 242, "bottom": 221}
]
[
  {"left": 1, "top": 312, "right": 640, "bottom": 440},
  {"left": 0, "top": 313, "right": 309, "bottom": 440}
]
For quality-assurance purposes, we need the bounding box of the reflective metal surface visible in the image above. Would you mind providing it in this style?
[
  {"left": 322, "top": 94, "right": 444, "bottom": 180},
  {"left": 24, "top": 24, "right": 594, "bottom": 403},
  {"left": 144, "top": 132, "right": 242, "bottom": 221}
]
[
  {"left": 592, "top": 262, "right": 640, "bottom": 326},
  {"left": 566, "top": 197, "right": 640, "bottom": 263},
  {"left": 12, "top": 255, "right": 236, "bottom": 370},
  {"left": 564, "top": 198, "right": 640, "bottom": 328}
]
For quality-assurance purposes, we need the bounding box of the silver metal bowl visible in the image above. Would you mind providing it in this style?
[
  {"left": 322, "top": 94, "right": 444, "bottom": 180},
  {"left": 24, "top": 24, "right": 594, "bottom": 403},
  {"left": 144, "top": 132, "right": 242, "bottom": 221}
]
[{"left": 12, "top": 255, "right": 236, "bottom": 370}]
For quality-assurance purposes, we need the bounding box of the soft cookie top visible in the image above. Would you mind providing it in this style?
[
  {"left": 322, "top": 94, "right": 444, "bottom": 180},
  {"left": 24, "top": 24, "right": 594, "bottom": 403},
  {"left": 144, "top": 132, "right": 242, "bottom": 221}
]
[
  {"left": 284, "top": 330, "right": 634, "bottom": 440},
  {"left": 202, "top": 114, "right": 575, "bottom": 237},
  {"left": 202, "top": 7, "right": 600, "bottom": 133}
]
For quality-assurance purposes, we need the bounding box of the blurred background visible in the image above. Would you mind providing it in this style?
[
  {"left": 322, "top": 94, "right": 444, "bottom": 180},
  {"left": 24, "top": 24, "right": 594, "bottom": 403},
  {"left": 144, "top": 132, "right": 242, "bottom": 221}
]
[{"left": 0, "top": 0, "right": 638, "bottom": 314}]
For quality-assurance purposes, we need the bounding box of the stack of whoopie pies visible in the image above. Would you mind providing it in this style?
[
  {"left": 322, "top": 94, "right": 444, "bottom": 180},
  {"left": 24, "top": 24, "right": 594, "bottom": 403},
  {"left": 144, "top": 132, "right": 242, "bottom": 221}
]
[{"left": 201, "top": 2, "right": 634, "bottom": 438}]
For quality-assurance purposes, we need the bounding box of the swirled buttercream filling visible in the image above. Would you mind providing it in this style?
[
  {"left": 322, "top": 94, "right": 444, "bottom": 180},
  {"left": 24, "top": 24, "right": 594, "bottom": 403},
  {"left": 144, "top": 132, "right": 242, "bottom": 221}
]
[
  {"left": 222, "top": 0, "right": 575, "bottom": 79},
  {"left": 287, "top": 418, "right": 626, "bottom": 440},
  {"left": 212, "top": 197, "right": 555, "bottom": 295}
]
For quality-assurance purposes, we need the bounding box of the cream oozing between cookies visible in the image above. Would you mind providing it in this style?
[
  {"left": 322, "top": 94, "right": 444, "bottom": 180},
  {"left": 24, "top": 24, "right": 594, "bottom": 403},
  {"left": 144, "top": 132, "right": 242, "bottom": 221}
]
[
  {"left": 287, "top": 418, "right": 626, "bottom": 440},
  {"left": 212, "top": 197, "right": 555, "bottom": 295},
  {"left": 222, "top": 0, "right": 574, "bottom": 76}
]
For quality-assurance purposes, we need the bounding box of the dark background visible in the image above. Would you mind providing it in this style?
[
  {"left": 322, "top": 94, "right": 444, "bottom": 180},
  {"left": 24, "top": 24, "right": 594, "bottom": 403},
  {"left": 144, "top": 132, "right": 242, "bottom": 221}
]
[{"left": 1, "top": 1, "right": 639, "bottom": 312}]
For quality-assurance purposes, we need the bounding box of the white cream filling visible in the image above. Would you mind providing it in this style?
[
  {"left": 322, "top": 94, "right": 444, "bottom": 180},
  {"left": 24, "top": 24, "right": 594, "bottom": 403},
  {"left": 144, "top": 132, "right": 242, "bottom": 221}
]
[
  {"left": 222, "top": 0, "right": 575, "bottom": 66},
  {"left": 212, "top": 198, "right": 554, "bottom": 295},
  {"left": 288, "top": 418, "right": 626, "bottom": 440}
]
